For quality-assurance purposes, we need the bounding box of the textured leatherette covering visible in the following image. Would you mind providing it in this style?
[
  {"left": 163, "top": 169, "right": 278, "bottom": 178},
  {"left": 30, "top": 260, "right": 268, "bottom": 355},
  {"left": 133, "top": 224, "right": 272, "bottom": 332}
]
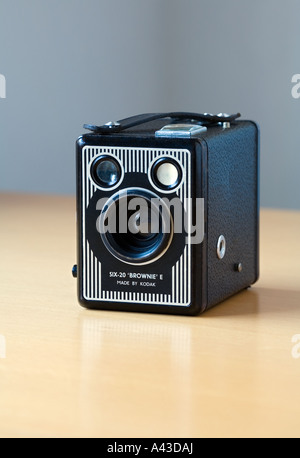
[{"left": 205, "top": 121, "right": 259, "bottom": 309}]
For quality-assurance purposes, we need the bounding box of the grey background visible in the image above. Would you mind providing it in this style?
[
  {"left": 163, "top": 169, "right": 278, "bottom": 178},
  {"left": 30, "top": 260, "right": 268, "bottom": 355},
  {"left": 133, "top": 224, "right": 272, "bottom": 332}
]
[{"left": 0, "top": 0, "right": 299, "bottom": 209}]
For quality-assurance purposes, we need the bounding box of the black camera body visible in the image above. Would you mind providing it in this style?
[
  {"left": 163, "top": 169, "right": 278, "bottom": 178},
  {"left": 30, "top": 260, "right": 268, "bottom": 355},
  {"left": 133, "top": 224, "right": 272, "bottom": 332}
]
[{"left": 75, "top": 112, "right": 259, "bottom": 315}]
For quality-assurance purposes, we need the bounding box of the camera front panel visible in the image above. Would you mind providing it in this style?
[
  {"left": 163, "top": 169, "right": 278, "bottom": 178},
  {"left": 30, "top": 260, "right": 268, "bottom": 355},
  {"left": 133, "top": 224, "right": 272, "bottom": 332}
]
[{"left": 79, "top": 145, "right": 193, "bottom": 310}]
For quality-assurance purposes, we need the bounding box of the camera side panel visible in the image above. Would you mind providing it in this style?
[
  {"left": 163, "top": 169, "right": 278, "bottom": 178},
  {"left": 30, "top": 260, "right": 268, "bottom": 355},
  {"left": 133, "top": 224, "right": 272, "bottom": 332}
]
[{"left": 205, "top": 121, "right": 259, "bottom": 309}]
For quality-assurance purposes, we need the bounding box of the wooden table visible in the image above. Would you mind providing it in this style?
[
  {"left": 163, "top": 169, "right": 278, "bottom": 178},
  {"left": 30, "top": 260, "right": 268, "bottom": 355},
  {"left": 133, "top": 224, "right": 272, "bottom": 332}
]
[{"left": 0, "top": 193, "right": 300, "bottom": 438}]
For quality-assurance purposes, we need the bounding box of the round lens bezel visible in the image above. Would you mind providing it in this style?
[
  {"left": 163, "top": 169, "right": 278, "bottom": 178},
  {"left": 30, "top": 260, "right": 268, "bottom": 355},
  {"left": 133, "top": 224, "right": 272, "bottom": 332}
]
[
  {"left": 90, "top": 154, "right": 123, "bottom": 190},
  {"left": 149, "top": 157, "right": 183, "bottom": 192},
  {"left": 99, "top": 188, "right": 174, "bottom": 265}
]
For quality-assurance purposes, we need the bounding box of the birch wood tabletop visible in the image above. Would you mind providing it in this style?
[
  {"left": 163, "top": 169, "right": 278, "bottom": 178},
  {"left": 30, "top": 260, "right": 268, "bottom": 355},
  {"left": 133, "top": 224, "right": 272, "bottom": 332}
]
[{"left": 0, "top": 193, "right": 300, "bottom": 438}]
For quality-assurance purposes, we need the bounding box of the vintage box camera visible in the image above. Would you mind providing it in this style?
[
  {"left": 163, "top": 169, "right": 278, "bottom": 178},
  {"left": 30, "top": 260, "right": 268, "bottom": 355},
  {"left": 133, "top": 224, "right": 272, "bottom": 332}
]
[{"left": 74, "top": 112, "right": 259, "bottom": 315}]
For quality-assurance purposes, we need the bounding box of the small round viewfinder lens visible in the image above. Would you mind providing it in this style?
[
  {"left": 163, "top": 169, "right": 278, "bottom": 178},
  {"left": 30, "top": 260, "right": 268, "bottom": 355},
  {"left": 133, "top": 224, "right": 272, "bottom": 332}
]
[
  {"left": 151, "top": 157, "right": 182, "bottom": 191},
  {"left": 156, "top": 162, "right": 179, "bottom": 187},
  {"left": 91, "top": 156, "right": 122, "bottom": 188}
]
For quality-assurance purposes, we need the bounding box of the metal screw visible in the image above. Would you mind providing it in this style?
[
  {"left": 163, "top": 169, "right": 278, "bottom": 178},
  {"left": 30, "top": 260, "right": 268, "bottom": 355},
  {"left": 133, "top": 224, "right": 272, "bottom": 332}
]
[
  {"left": 234, "top": 263, "right": 243, "bottom": 273},
  {"left": 104, "top": 121, "right": 121, "bottom": 128},
  {"left": 222, "top": 122, "right": 231, "bottom": 129}
]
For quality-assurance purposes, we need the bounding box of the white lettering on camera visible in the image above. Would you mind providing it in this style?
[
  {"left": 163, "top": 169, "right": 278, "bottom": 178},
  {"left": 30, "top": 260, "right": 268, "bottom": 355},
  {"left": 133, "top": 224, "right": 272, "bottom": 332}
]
[
  {"left": 109, "top": 271, "right": 163, "bottom": 280},
  {"left": 0, "top": 74, "right": 6, "bottom": 99},
  {"left": 117, "top": 280, "right": 130, "bottom": 286},
  {"left": 292, "top": 74, "right": 300, "bottom": 99},
  {"left": 129, "top": 272, "right": 158, "bottom": 280}
]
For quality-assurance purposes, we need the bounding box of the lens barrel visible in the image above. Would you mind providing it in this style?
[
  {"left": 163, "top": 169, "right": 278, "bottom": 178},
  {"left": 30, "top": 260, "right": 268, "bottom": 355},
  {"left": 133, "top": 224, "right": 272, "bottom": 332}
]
[{"left": 99, "top": 188, "right": 173, "bottom": 265}]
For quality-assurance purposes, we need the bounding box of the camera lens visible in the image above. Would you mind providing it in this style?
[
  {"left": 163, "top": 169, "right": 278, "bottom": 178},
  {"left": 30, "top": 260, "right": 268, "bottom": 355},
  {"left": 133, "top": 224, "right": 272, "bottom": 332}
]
[
  {"left": 128, "top": 204, "right": 156, "bottom": 240},
  {"left": 99, "top": 188, "right": 173, "bottom": 265},
  {"left": 91, "top": 155, "right": 122, "bottom": 188}
]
